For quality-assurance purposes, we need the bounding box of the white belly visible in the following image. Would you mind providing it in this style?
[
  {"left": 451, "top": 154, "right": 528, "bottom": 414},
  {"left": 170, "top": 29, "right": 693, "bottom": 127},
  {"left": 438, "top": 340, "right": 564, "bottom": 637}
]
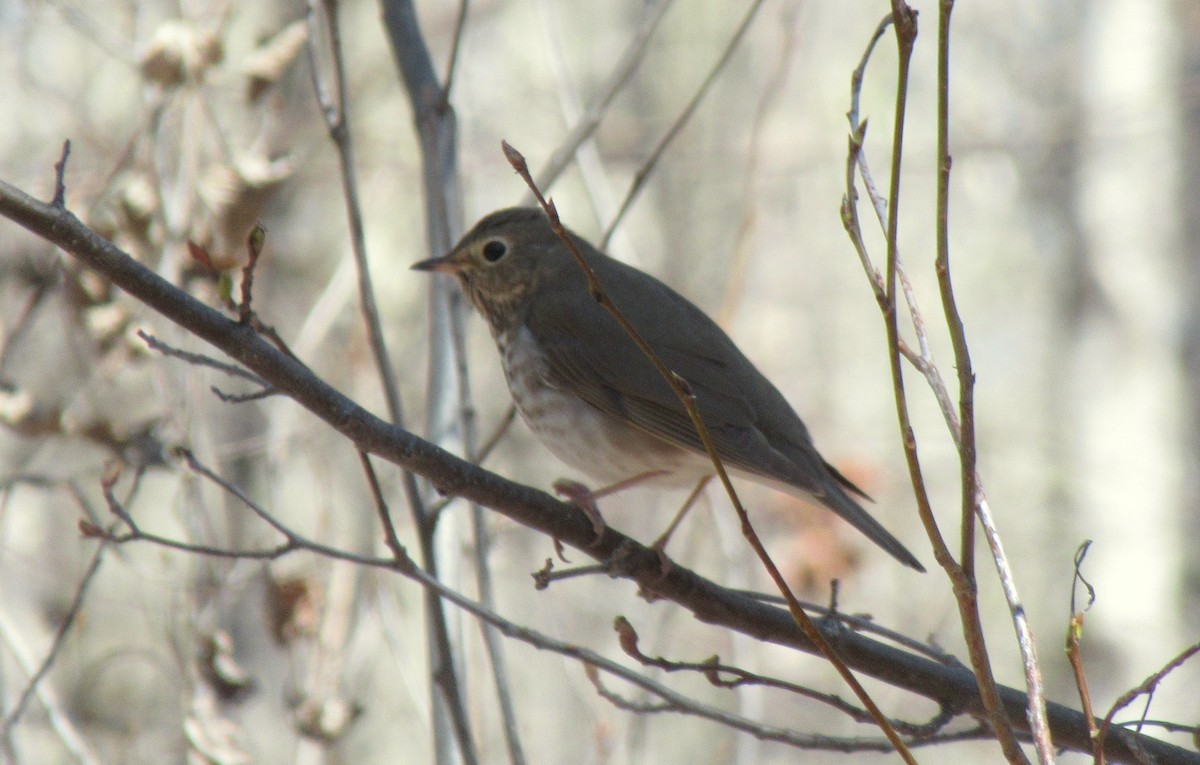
[{"left": 498, "top": 325, "right": 703, "bottom": 487}]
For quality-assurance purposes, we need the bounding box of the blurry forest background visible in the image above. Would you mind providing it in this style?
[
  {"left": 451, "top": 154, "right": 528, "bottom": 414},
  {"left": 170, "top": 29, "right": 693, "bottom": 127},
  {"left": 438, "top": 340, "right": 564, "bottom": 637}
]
[{"left": 0, "top": 0, "right": 1197, "bottom": 763}]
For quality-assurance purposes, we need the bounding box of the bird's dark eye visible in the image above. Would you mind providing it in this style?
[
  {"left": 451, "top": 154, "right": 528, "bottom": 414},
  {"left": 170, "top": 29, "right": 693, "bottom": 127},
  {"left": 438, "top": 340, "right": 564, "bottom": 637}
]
[{"left": 482, "top": 240, "right": 508, "bottom": 263}]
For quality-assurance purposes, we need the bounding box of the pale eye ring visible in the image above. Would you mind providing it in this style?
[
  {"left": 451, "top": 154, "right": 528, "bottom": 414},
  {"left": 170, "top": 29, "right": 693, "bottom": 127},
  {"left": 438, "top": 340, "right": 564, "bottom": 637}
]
[{"left": 482, "top": 240, "right": 508, "bottom": 263}]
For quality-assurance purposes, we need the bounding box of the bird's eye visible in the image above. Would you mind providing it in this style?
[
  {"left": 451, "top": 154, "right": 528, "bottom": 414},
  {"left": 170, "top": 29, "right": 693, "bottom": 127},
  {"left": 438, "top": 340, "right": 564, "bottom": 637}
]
[{"left": 482, "top": 240, "right": 508, "bottom": 263}]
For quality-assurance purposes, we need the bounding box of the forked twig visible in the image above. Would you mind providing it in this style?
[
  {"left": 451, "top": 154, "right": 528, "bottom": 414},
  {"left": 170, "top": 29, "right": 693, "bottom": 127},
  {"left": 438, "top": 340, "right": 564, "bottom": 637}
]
[
  {"left": 842, "top": 4, "right": 1045, "bottom": 762},
  {"left": 1095, "top": 642, "right": 1200, "bottom": 763}
]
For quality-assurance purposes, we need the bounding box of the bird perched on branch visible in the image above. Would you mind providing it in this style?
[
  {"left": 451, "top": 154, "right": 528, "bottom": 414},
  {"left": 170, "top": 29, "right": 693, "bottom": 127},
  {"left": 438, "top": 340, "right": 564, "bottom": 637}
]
[{"left": 413, "top": 207, "right": 924, "bottom": 572}]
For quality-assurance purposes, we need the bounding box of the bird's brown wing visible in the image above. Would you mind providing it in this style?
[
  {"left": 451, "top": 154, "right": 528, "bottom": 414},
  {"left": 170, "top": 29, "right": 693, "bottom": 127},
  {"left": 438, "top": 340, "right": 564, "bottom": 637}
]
[
  {"left": 526, "top": 266, "right": 826, "bottom": 498},
  {"left": 527, "top": 254, "right": 924, "bottom": 572}
]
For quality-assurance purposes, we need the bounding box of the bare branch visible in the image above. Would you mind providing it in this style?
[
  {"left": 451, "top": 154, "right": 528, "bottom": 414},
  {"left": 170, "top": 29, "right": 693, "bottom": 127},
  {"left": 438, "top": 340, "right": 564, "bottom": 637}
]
[
  {"left": 377, "top": 5, "right": 476, "bottom": 764},
  {"left": 0, "top": 539, "right": 107, "bottom": 745},
  {"left": 138, "top": 329, "right": 268, "bottom": 385}
]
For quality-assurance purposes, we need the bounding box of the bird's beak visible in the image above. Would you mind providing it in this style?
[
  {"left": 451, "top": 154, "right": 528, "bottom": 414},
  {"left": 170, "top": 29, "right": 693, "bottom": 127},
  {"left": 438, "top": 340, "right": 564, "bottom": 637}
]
[{"left": 411, "top": 250, "right": 463, "bottom": 274}]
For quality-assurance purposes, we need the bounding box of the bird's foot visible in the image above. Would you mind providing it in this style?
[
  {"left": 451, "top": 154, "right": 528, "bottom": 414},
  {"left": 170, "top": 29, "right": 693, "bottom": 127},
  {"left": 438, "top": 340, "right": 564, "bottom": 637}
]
[
  {"left": 553, "top": 478, "right": 607, "bottom": 545},
  {"left": 649, "top": 520, "right": 682, "bottom": 579},
  {"left": 648, "top": 542, "right": 674, "bottom": 579}
]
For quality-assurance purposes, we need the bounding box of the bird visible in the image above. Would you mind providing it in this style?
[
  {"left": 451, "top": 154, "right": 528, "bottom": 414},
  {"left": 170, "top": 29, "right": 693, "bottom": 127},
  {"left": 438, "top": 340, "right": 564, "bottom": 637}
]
[{"left": 412, "top": 207, "right": 924, "bottom": 572}]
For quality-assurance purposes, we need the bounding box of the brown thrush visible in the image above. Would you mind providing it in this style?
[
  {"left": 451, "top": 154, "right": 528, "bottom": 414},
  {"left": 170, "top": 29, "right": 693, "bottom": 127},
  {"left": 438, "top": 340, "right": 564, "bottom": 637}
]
[{"left": 413, "top": 207, "right": 924, "bottom": 572}]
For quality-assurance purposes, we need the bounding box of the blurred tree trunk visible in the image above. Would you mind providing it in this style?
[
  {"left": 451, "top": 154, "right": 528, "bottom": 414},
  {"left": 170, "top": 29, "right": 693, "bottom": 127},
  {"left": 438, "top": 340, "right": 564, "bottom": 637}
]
[
  {"left": 1008, "top": 1, "right": 1092, "bottom": 700},
  {"left": 1176, "top": 1, "right": 1200, "bottom": 629}
]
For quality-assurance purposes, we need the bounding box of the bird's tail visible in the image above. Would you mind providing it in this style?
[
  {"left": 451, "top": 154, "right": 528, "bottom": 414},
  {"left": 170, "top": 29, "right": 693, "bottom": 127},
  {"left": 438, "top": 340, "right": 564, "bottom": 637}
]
[
  {"left": 819, "top": 475, "right": 925, "bottom": 572},
  {"left": 732, "top": 459, "right": 925, "bottom": 571}
]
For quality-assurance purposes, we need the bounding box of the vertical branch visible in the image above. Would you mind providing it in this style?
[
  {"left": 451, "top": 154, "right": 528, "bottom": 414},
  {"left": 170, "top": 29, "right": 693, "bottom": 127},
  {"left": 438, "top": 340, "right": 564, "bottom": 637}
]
[
  {"left": 378, "top": 4, "right": 476, "bottom": 765},
  {"left": 879, "top": 2, "right": 1030, "bottom": 762},
  {"left": 309, "top": 0, "right": 456, "bottom": 745},
  {"left": 933, "top": 3, "right": 1053, "bottom": 760},
  {"left": 932, "top": 0, "right": 976, "bottom": 595},
  {"left": 876, "top": 5, "right": 940, "bottom": 579},
  {"left": 307, "top": 0, "right": 404, "bottom": 428},
  {"left": 442, "top": 0, "right": 470, "bottom": 99},
  {"left": 381, "top": 0, "right": 466, "bottom": 448},
  {"left": 468, "top": 502, "right": 528, "bottom": 765},
  {"left": 381, "top": 4, "right": 525, "bottom": 765},
  {"left": 846, "top": 8, "right": 1052, "bottom": 762}
]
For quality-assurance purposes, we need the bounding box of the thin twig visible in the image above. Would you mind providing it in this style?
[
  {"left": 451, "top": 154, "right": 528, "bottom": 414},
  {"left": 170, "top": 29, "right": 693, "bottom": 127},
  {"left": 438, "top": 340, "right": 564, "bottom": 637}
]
[
  {"left": 469, "top": 495, "right": 528, "bottom": 765},
  {"left": 448, "top": 306, "right": 530, "bottom": 765},
  {"left": 855, "top": 3, "right": 1031, "bottom": 761},
  {"left": 0, "top": 539, "right": 107, "bottom": 743},
  {"left": 306, "top": 0, "right": 405, "bottom": 430},
  {"left": 533, "top": 0, "right": 675, "bottom": 194},
  {"left": 581, "top": 665, "right": 990, "bottom": 751},
  {"left": 1065, "top": 552, "right": 1098, "bottom": 756},
  {"left": 442, "top": 0, "right": 469, "bottom": 98},
  {"left": 1095, "top": 642, "right": 1200, "bottom": 763},
  {"left": 849, "top": 83, "right": 963, "bottom": 434},
  {"left": 98, "top": 461, "right": 380, "bottom": 566},
  {"left": 476, "top": 404, "right": 517, "bottom": 465},
  {"left": 237, "top": 224, "right": 265, "bottom": 325},
  {"left": 845, "top": 17, "right": 962, "bottom": 432},
  {"left": 138, "top": 330, "right": 271, "bottom": 389},
  {"left": 613, "top": 616, "right": 956, "bottom": 736},
  {"left": 211, "top": 385, "right": 279, "bottom": 403},
  {"left": 732, "top": 588, "right": 960, "bottom": 663},
  {"left": 52, "top": 140, "right": 71, "bottom": 208},
  {"left": 449, "top": 201, "right": 528, "bottom": 765},
  {"left": 600, "top": 0, "right": 767, "bottom": 247},
  {"left": 935, "top": 1, "right": 1052, "bottom": 757},
  {"left": 360, "top": 450, "right": 406, "bottom": 561}
]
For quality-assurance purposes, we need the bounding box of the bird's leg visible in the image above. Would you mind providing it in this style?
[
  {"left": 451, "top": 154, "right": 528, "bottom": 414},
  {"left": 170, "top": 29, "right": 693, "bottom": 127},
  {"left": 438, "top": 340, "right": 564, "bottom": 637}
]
[
  {"left": 651, "top": 475, "right": 713, "bottom": 559},
  {"left": 561, "top": 470, "right": 671, "bottom": 500},
  {"left": 646, "top": 475, "right": 711, "bottom": 579},
  {"left": 552, "top": 471, "right": 670, "bottom": 545}
]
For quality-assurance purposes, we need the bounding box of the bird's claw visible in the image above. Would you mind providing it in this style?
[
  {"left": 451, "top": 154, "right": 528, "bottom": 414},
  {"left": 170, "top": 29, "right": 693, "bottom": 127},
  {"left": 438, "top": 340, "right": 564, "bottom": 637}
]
[
  {"left": 649, "top": 539, "right": 675, "bottom": 579},
  {"left": 553, "top": 478, "right": 607, "bottom": 544}
]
